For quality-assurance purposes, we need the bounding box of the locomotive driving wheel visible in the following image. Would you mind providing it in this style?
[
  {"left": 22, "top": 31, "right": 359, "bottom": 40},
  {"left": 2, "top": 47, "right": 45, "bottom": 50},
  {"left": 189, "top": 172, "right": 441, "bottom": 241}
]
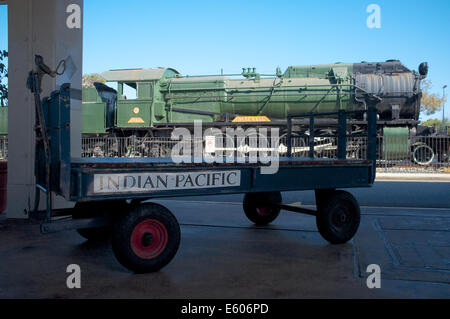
[
  {"left": 112, "top": 203, "right": 180, "bottom": 273},
  {"left": 243, "top": 192, "right": 282, "bottom": 225},
  {"left": 315, "top": 190, "right": 361, "bottom": 244},
  {"left": 412, "top": 144, "right": 435, "bottom": 166}
]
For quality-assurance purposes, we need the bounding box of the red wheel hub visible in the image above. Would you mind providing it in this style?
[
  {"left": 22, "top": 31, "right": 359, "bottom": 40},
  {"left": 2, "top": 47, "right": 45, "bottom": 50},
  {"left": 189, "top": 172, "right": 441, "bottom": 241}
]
[
  {"left": 130, "top": 219, "right": 168, "bottom": 259},
  {"left": 256, "top": 207, "right": 271, "bottom": 216}
]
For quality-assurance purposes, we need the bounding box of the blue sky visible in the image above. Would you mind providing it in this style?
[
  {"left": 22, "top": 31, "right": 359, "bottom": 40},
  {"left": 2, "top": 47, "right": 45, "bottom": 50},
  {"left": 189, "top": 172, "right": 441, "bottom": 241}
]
[{"left": 1, "top": 0, "right": 450, "bottom": 120}]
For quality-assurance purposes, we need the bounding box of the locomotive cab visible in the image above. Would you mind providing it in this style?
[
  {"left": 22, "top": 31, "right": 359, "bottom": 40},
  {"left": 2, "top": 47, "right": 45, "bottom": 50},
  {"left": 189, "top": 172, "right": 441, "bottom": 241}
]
[
  {"left": 99, "top": 68, "right": 180, "bottom": 131},
  {"left": 93, "top": 82, "right": 117, "bottom": 131}
]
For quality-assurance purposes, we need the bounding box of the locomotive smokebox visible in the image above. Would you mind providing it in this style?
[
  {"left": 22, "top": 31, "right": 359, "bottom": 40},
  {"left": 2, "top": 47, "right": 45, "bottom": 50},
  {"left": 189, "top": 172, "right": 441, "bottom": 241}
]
[{"left": 353, "top": 60, "right": 424, "bottom": 124}]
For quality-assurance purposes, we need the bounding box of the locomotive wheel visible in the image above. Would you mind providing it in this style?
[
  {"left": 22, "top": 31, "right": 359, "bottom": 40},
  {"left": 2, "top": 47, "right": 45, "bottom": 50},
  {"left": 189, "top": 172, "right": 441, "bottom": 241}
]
[
  {"left": 279, "top": 133, "right": 307, "bottom": 157},
  {"left": 243, "top": 192, "right": 282, "bottom": 225},
  {"left": 112, "top": 203, "right": 180, "bottom": 273},
  {"left": 412, "top": 144, "right": 435, "bottom": 166},
  {"left": 316, "top": 191, "right": 360, "bottom": 244}
]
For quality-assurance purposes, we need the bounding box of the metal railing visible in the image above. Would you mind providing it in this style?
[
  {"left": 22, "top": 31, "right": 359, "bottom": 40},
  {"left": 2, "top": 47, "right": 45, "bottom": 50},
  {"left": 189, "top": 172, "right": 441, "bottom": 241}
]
[
  {"left": 0, "top": 134, "right": 448, "bottom": 173},
  {"left": 286, "top": 108, "right": 377, "bottom": 161},
  {"left": 80, "top": 135, "right": 450, "bottom": 173},
  {"left": 376, "top": 135, "right": 450, "bottom": 173},
  {"left": 278, "top": 135, "right": 368, "bottom": 160},
  {"left": 82, "top": 136, "right": 178, "bottom": 158}
]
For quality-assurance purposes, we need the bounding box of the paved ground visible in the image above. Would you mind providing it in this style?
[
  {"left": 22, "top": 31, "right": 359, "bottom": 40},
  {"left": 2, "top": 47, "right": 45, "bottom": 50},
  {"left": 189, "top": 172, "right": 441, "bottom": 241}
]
[
  {"left": 0, "top": 181, "right": 448, "bottom": 299},
  {"left": 177, "top": 181, "right": 450, "bottom": 208}
]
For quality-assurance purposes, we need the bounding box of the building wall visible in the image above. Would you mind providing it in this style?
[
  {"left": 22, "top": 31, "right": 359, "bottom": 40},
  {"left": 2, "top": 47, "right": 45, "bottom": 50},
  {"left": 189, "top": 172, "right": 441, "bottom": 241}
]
[{"left": 7, "top": 0, "right": 83, "bottom": 218}]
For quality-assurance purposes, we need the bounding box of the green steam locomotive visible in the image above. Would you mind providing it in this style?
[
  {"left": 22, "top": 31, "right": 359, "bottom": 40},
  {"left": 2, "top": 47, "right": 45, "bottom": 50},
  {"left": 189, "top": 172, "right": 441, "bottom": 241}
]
[{"left": 82, "top": 60, "right": 427, "bottom": 139}]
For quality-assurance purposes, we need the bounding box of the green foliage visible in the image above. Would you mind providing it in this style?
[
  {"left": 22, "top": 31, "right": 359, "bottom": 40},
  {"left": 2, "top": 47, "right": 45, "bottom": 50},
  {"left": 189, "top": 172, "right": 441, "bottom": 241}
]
[
  {"left": 421, "top": 80, "right": 446, "bottom": 116},
  {"left": 421, "top": 118, "right": 449, "bottom": 131},
  {"left": 0, "top": 50, "right": 7, "bottom": 107},
  {"left": 82, "top": 73, "right": 106, "bottom": 88}
]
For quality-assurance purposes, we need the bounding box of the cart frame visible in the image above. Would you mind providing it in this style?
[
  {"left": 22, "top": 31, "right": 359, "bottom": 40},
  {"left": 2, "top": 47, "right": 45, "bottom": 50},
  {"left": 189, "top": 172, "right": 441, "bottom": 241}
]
[{"left": 27, "top": 58, "right": 379, "bottom": 272}]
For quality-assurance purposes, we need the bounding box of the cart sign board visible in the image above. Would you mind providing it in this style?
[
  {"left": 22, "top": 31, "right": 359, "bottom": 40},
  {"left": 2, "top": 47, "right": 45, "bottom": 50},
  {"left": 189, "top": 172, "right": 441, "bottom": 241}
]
[{"left": 93, "top": 170, "right": 241, "bottom": 194}]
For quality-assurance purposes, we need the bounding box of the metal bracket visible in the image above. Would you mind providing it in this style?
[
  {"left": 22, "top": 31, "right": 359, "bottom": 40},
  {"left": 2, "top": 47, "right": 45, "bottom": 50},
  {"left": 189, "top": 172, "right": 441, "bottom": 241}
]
[
  {"left": 269, "top": 203, "right": 317, "bottom": 216},
  {"left": 40, "top": 216, "right": 111, "bottom": 234}
]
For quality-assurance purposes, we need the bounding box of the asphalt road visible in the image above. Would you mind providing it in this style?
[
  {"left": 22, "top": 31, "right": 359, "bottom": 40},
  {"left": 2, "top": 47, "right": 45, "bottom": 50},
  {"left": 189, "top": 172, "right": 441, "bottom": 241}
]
[{"left": 162, "top": 181, "right": 450, "bottom": 209}]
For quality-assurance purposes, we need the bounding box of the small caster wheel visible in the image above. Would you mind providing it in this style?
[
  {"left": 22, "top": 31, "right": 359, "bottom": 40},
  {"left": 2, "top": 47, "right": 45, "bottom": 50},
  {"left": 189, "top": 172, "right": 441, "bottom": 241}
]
[
  {"left": 316, "top": 190, "right": 360, "bottom": 244},
  {"left": 112, "top": 203, "right": 180, "bottom": 273},
  {"left": 76, "top": 227, "right": 111, "bottom": 241},
  {"left": 73, "top": 201, "right": 118, "bottom": 241},
  {"left": 243, "top": 192, "right": 282, "bottom": 225}
]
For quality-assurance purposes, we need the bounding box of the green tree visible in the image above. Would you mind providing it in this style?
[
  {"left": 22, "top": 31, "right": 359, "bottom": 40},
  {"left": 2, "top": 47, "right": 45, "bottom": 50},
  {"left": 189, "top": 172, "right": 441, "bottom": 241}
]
[
  {"left": 0, "top": 50, "right": 7, "bottom": 106},
  {"left": 421, "top": 118, "right": 449, "bottom": 131},
  {"left": 82, "top": 73, "right": 106, "bottom": 88},
  {"left": 421, "top": 80, "right": 446, "bottom": 116}
]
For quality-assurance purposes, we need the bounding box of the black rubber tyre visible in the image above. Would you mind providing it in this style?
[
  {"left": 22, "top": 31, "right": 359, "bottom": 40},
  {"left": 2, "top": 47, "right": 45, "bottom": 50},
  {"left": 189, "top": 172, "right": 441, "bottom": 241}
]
[
  {"left": 111, "top": 203, "right": 181, "bottom": 273},
  {"left": 243, "top": 192, "right": 282, "bottom": 225},
  {"left": 316, "top": 191, "right": 360, "bottom": 244},
  {"left": 76, "top": 227, "right": 111, "bottom": 241}
]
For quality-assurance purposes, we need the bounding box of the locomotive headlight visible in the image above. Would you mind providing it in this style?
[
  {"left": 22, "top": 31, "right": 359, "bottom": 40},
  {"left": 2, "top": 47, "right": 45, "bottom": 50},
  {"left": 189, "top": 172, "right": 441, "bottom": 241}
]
[
  {"left": 419, "top": 62, "right": 428, "bottom": 77},
  {"left": 133, "top": 107, "right": 140, "bottom": 114}
]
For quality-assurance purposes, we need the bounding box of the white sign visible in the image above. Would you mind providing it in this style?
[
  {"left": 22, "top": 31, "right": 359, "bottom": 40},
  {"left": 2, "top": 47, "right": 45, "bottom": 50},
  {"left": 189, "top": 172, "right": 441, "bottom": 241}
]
[{"left": 93, "top": 170, "right": 241, "bottom": 194}]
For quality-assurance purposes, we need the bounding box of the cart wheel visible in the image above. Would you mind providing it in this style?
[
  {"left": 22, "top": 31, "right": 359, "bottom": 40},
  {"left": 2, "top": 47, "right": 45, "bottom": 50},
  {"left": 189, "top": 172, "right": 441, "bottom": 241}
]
[
  {"left": 316, "top": 191, "right": 360, "bottom": 244},
  {"left": 243, "top": 192, "right": 282, "bottom": 225},
  {"left": 112, "top": 203, "right": 180, "bottom": 273},
  {"left": 76, "top": 227, "right": 111, "bottom": 241}
]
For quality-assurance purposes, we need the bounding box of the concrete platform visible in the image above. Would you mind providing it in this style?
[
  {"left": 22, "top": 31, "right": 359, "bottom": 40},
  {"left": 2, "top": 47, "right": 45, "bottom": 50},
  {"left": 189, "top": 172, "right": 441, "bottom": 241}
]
[
  {"left": 172, "top": 180, "right": 450, "bottom": 209},
  {"left": 0, "top": 196, "right": 448, "bottom": 299},
  {"left": 376, "top": 173, "right": 450, "bottom": 182}
]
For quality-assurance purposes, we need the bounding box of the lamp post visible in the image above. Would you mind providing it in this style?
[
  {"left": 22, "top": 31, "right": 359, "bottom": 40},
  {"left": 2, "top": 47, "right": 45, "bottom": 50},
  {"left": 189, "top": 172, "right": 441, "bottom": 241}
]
[{"left": 443, "top": 85, "right": 447, "bottom": 133}]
